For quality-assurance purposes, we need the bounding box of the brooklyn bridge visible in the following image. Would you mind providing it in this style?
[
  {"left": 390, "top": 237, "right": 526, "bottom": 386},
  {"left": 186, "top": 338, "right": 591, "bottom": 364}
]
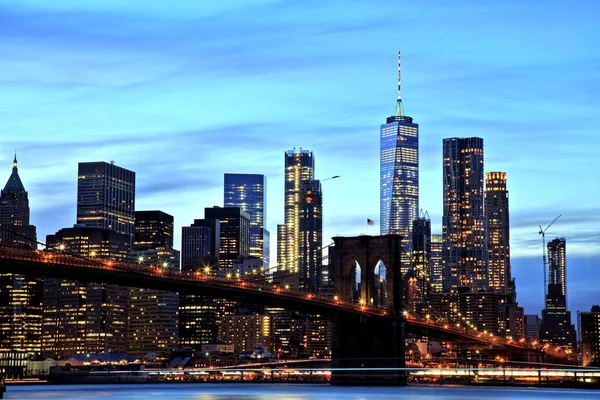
[{"left": 0, "top": 234, "right": 574, "bottom": 385}]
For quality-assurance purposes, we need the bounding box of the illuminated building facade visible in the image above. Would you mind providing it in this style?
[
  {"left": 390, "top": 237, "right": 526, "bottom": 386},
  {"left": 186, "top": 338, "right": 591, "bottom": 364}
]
[
  {"left": 540, "top": 237, "right": 576, "bottom": 348},
  {"left": 76, "top": 161, "right": 135, "bottom": 245},
  {"left": 224, "top": 174, "right": 270, "bottom": 269},
  {"left": 218, "top": 315, "right": 271, "bottom": 355},
  {"left": 411, "top": 212, "right": 431, "bottom": 310},
  {"left": 204, "top": 206, "right": 250, "bottom": 271},
  {"left": 485, "top": 172, "right": 512, "bottom": 294},
  {"left": 442, "top": 137, "right": 487, "bottom": 292},
  {"left": 380, "top": 51, "right": 419, "bottom": 272},
  {"left": 279, "top": 150, "right": 323, "bottom": 292},
  {"left": 179, "top": 219, "right": 221, "bottom": 348},
  {"left": 579, "top": 305, "right": 600, "bottom": 367},
  {"left": 127, "top": 210, "right": 179, "bottom": 357},
  {"left": 0, "top": 155, "right": 42, "bottom": 354},
  {"left": 430, "top": 234, "right": 443, "bottom": 293},
  {"left": 42, "top": 227, "right": 130, "bottom": 358}
]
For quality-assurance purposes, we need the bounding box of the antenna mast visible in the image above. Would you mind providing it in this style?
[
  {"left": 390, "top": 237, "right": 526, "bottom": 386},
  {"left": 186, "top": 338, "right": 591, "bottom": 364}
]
[{"left": 396, "top": 50, "right": 402, "bottom": 117}]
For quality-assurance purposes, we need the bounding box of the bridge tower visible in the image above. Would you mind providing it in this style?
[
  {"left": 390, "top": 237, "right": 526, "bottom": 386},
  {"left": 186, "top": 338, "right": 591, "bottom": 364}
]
[{"left": 329, "top": 234, "right": 406, "bottom": 385}]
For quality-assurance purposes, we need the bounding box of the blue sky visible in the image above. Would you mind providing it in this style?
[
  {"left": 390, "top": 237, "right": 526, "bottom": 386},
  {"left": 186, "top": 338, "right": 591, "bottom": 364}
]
[{"left": 1, "top": 0, "right": 599, "bottom": 318}]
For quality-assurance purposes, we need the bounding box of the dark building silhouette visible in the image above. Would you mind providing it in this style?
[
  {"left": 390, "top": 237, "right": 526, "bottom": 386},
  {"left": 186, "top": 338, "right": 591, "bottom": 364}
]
[
  {"left": 43, "top": 226, "right": 130, "bottom": 358},
  {"left": 77, "top": 161, "right": 135, "bottom": 245},
  {"left": 0, "top": 155, "right": 42, "bottom": 354},
  {"left": 224, "top": 174, "right": 270, "bottom": 269},
  {"left": 539, "top": 238, "right": 576, "bottom": 349},
  {"left": 204, "top": 206, "right": 250, "bottom": 272},
  {"left": 411, "top": 211, "right": 431, "bottom": 311},
  {"left": 127, "top": 210, "right": 179, "bottom": 357},
  {"left": 579, "top": 305, "right": 600, "bottom": 367},
  {"left": 133, "top": 210, "right": 174, "bottom": 251},
  {"left": 442, "top": 137, "right": 487, "bottom": 292}
]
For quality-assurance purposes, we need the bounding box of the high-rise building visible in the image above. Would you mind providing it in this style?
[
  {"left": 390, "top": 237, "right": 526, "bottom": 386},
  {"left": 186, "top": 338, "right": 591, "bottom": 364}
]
[
  {"left": 204, "top": 207, "right": 250, "bottom": 271},
  {"left": 279, "top": 150, "right": 323, "bottom": 292},
  {"left": 218, "top": 315, "right": 271, "bottom": 355},
  {"left": 77, "top": 161, "right": 135, "bottom": 245},
  {"left": 133, "top": 210, "right": 174, "bottom": 251},
  {"left": 179, "top": 219, "right": 221, "bottom": 348},
  {"left": 524, "top": 314, "right": 540, "bottom": 341},
  {"left": 224, "top": 174, "right": 270, "bottom": 269},
  {"left": 579, "top": 305, "right": 600, "bottom": 367},
  {"left": 380, "top": 51, "right": 419, "bottom": 270},
  {"left": 411, "top": 211, "right": 431, "bottom": 310},
  {"left": 442, "top": 137, "right": 487, "bottom": 292},
  {"left": 430, "top": 234, "right": 443, "bottom": 293},
  {"left": 485, "top": 172, "right": 512, "bottom": 294},
  {"left": 127, "top": 210, "right": 179, "bottom": 357},
  {"left": 42, "top": 227, "right": 130, "bottom": 358},
  {"left": 0, "top": 155, "right": 42, "bottom": 354},
  {"left": 539, "top": 238, "right": 576, "bottom": 349}
]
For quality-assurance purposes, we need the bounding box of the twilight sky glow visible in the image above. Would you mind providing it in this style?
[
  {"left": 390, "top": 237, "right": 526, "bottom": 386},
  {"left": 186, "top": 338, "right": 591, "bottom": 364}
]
[{"left": 1, "top": 0, "right": 599, "bottom": 318}]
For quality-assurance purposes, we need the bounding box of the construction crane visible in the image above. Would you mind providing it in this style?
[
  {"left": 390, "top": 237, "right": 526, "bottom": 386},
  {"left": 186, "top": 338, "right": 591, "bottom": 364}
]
[{"left": 539, "top": 214, "right": 561, "bottom": 298}]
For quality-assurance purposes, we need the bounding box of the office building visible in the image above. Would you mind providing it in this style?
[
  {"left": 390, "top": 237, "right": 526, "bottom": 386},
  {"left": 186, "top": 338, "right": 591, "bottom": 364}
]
[
  {"left": 579, "top": 305, "right": 600, "bottom": 367},
  {"left": 524, "top": 314, "right": 540, "bottom": 341},
  {"left": 224, "top": 174, "right": 270, "bottom": 269},
  {"left": 380, "top": 51, "right": 419, "bottom": 271},
  {"left": 76, "top": 161, "right": 135, "bottom": 245},
  {"left": 485, "top": 172, "right": 512, "bottom": 294},
  {"left": 539, "top": 238, "right": 576, "bottom": 348},
  {"left": 442, "top": 137, "right": 487, "bottom": 292},
  {"left": 179, "top": 219, "right": 221, "bottom": 348},
  {"left": 218, "top": 315, "right": 271, "bottom": 355},
  {"left": 127, "top": 210, "right": 179, "bottom": 357},
  {"left": 204, "top": 206, "right": 250, "bottom": 271},
  {"left": 411, "top": 211, "right": 431, "bottom": 309},
  {"left": 42, "top": 226, "right": 130, "bottom": 358},
  {"left": 430, "top": 234, "right": 443, "bottom": 293},
  {"left": 278, "top": 150, "right": 323, "bottom": 292},
  {"left": 0, "top": 155, "right": 42, "bottom": 354}
]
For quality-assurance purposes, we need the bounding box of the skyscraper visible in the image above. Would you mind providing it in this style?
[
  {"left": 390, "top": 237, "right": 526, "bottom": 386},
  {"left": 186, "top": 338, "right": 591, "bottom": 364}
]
[
  {"left": 485, "top": 172, "right": 512, "bottom": 294},
  {"left": 43, "top": 227, "right": 130, "bottom": 358},
  {"left": 0, "top": 155, "right": 42, "bottom": 354},
  {"left": 430, "top": 234, "right": 443, "bottom": 293},
  {"left": 411, "top": 211, "right": 431, "bottom": 309},
  {"left": 127, "top": 210, "right": 179, "bottom": 357},
  {"left": 204, "top": 206, "right": 250, "bottom": 271},
  {"left": 77, "top": 161, "right": 135, "bottom": 245},
  {"left": 179, "top": 219, "right": 220, "bottom": 348},
  {"left": 278, "top": 150, "right": 323, "bottom": 292},
  {"left": 442, "top": 137, "right": 487, "bottom": 292},
  {"left": 224, "top": 174, "right": 270, "bottom": 269},
  {"left": 579, "top": 305, "right": 600, "bottom": 367},
  {"left": 539, "top": 238, "right": 576, "bottom": 348},
  {"left": 380, "top": 51, "right": 419, "bottom": 267}
]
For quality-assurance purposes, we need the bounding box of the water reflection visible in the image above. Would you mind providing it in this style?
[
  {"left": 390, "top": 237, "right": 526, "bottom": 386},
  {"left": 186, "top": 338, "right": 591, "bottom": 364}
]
[{"left": 8, "top": 384, "right": 597, "bottom": 400}]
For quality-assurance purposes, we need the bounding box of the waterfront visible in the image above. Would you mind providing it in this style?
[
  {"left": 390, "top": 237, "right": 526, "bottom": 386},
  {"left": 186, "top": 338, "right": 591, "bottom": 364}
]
[{"left": 7, "top": 384, "right": 599, "bottom": 400}]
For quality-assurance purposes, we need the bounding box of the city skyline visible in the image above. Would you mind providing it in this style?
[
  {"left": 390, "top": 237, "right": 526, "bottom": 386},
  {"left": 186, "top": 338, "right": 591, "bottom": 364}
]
[{"left": 1, "top": 0, "right": 599, "bottom": 320}]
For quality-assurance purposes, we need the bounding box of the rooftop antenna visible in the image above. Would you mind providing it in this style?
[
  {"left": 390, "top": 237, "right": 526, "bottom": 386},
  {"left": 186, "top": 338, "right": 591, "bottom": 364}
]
[
  {"left": 110, "top": 160, "right": 115, "bottom": 165},
  {"left": 396, "top": 50, "right": 403, "bottom": 117}
]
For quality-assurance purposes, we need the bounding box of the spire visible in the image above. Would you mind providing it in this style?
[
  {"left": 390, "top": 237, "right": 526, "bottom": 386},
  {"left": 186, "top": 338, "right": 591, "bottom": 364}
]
[
  {"left": 3, "top": 154, "right": 25, "bottom": 193},
  {"left": 396, "top": 50, "right": 403, "bottom": 117}
]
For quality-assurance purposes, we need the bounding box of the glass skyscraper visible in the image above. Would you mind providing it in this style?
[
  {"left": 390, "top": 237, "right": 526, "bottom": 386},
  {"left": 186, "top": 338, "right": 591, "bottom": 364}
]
[
  {"left": 224, "top": 174, "right": 270, "bottom": 269},
  {"left": 442, "top": 137, "right": 487, "bottom": 292},
  {"left": 380, "top": 51, "right": 419, "bottom": 269}
]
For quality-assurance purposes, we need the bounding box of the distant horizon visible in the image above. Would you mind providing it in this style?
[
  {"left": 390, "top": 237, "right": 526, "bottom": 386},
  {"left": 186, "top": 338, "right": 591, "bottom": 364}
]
[{"left": 2, "top": 0, "right": 599, "bottom": 320}]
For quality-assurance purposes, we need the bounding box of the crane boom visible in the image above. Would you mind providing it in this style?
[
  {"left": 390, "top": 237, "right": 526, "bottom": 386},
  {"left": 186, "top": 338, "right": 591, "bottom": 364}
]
[{"left": 539, "top": 214, "right": 562, "bottom": 300}]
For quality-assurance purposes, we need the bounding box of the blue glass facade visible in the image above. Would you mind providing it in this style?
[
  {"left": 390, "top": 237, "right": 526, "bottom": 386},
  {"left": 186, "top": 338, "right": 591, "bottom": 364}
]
[
  {"left": 380, "top": 115, "right": 419, "bottom": 269},
  {"left": 224, "top": 173, "right": 269, "bottom": 269}
]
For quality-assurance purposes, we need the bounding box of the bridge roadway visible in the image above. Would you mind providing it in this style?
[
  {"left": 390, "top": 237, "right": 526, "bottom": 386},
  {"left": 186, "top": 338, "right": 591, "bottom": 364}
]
[{"left": 0, "top": 245, "right": 569, "bottom": 363}]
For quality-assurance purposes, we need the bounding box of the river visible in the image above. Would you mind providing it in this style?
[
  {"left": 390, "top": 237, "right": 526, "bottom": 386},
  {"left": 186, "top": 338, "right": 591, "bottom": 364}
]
[{"left": 7, "top": 384, "right": 598, "bottom": 399}]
